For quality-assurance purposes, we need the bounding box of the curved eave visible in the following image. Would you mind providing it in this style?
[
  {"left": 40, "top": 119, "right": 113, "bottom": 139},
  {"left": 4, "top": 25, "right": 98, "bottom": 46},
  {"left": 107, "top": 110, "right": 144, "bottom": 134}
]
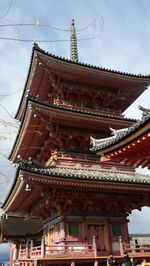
[
  {"left": 2, "top": 169, "right": 42, "bottom": 213},
  {"left": 9, "top": 100, "right": 34, "bottom": 161},
  {"left": 3, "top": 166, "right": 150, "bottom": 213},
  {"left": 2, "top": 169, "right": 24, "bottom": 212},
  {"left": 15, "top": 47, "right": 35, "bottom": 120},
  {"left": 15, "top": 44, "right": 150, "bottom": 121},
  {"left": 10, "top": 98, "right": 135, "bottom": 162},
  {"left": 0, "top": 215, "right": 43, "bottom": 240},
  {"left": 32, "top": 98, "right": 135, "bottom": 128},
  {"left": 96, "top": 120, "right": 150, "bottom": 156},
  {"left": 30, "top": 96, "right": 136, "bottom": 122}
]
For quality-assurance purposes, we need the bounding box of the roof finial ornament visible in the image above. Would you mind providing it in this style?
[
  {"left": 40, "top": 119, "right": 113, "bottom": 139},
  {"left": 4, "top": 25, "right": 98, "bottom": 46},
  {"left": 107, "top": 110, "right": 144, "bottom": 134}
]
[{"left": 70, "top": 19, "right": 78, "bottom": 63}]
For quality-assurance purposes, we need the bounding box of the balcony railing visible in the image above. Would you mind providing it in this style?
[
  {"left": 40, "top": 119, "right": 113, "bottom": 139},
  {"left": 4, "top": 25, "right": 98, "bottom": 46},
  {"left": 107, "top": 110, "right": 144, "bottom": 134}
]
[
  {"left": 17, "top": 237, "right": 150, "bottom": 260},
  {"left": 122, "top": 243, "right": 150, "bottom": 255},
  {"left": 18, "top": 244, "right": 95, "bottom": 259}
]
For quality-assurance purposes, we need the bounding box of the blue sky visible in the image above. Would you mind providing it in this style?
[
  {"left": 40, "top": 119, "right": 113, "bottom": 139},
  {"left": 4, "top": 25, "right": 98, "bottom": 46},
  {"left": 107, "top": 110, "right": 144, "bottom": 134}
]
[{"left": 0, "top": 0, "right": 150, "bottom": 239}]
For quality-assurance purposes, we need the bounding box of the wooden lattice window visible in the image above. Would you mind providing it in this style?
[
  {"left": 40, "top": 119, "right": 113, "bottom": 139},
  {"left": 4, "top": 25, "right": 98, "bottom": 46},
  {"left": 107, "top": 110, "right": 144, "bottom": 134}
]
[
  {"left": 69, "top": 223, "right": 79, "bottom": 236},
  {"left": 112, "top": 223, "right": 122, "bottom": 236}
]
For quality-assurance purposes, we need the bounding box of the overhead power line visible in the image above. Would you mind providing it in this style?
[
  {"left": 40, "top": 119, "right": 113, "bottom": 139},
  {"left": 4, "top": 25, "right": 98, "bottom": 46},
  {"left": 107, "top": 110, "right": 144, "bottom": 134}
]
[
  {"left": 0, "top": 0, "right": 15, "bottom": 20},
  {"left": 0, "top": 18, "right": 96, "bottom": 32},
  {"left": 0, "top": 88, "right": 22, "bottom": 97},
  {"left": 0, "top": 15, "right": 104, "bottom": 43}
]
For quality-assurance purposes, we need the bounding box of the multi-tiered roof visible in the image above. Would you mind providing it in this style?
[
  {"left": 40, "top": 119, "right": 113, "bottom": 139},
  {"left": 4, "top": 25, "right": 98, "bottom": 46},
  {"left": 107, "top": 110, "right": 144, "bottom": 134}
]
[{"left": 1, "top": 39, "right": 150, "bottom": 217}]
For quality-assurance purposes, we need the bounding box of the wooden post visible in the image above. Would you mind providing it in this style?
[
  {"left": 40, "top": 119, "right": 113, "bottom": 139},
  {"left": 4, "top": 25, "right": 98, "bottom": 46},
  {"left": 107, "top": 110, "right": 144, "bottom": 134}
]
[
  {"left": 9, "top": 243, "right": 13, "bottom": 266},
  {"left": 82, "top": 221, "right": 86, "bottom": 250},
  {"left": 26, "top": 241, "right": 29, "bottom": 258},
  {"left": 70, "top": 261, "right": 75, "bottom": 266},
  {"left": 41, "top": 236, "right": 45, "bottom": 258},
  {"left": 61, "top": 220, "right": 66, "bottom": 253},
  {"left": 93, "top": 236, "right": 97, "bottom": 257},
  {"left": 19, "top": 244, "right": 21, "bottom": 258},
  {"left": 94, "top": 260, "right": 99, "bottom": 266},
  {"left": 119, "top": 235, "right": 124, "bottom": 256},
  {"left": 30, "top": 240, "right": 33, "bottom": 257}
]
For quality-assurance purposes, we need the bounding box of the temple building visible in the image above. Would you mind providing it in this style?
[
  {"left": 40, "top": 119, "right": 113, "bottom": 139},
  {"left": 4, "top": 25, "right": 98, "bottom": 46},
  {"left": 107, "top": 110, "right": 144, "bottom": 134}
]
[
  {"left": 0, "top": 20, "right": 150, "bottom": 266},
  {"left": 91, "top": 106, "right": 150, "bottom": 169}
]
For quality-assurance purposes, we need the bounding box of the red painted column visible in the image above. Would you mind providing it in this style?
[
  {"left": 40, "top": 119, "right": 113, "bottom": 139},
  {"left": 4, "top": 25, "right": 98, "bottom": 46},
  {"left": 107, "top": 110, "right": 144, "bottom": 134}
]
[
  {"left": 61, "top": 220, "right": 66, "bottom": 253},
  {"left": 82, "top": 221, "right": 86, "bottom": 241},
  {"left": 123, "top": 219, "right": 130, "bottom": 242},
  {"left": 9, "top": 243, "right": 13, "bottom": 266},
  {"left": 119, "top": 236, "right": 124, "bottom": 256}
]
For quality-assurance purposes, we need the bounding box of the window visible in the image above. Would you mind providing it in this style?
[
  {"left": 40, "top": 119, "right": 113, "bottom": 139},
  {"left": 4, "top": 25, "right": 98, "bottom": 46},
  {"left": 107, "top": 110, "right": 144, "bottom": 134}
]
[
  {"left": 69, "top": 223, "right": 79, "bottom": 236},
  {"left": 112, "top": 223, "right": 121, "bottom": 236}
]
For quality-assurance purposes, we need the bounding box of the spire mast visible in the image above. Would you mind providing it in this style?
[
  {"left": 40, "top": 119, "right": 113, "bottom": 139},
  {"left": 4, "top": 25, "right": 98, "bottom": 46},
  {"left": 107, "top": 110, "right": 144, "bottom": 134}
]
[{"left": 70, "top": 19, "right": 78, "bottom": 63}]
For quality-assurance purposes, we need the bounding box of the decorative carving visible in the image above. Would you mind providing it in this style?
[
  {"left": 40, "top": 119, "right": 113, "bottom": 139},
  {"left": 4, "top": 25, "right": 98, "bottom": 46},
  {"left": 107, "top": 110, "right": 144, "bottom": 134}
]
[
  {"left": 48, "top": 79, "right": 121, "bottom": 113},
  {"left": 29, "top": 188, "right": 148, "bottom": 218},
  {"left": 46, "top": 150, "right": 58, "bottom": 166},
  {"left": 48, "top": 73, "right": 63, "bottom": 101}
]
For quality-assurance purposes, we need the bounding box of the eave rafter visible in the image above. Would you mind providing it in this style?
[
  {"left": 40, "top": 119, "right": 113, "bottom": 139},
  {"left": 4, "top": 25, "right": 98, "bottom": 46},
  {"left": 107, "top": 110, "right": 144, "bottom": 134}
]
[
  {"left": 91, "top": 107, "right": 150, "bottom": 168},
  {"left": 3, "top": 166, "right": 150, "bottom": 216},
  {"left": 105, "top": 132, "right": 150, "bottom": 167},
  {"left": 16, "top": 44, "right": 150, "bottom": 122},
  {"left": 11, "top": 98, "right": 135, "bottom": 163}
]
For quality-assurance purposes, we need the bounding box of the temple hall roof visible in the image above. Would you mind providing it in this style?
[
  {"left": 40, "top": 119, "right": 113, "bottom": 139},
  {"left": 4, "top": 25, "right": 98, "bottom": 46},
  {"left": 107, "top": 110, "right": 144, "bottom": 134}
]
[
  {"left": 3, "top": 160, "right": 150, "bottom": 213},
  {"left": 90, "top": 106, "right": 150, "bottom": 168},
  {"left": 18, "top": 160, "right": 150, "bottom": 184},
  {"left": 90, "top": 106, "right": 150, "bottom": 152}
]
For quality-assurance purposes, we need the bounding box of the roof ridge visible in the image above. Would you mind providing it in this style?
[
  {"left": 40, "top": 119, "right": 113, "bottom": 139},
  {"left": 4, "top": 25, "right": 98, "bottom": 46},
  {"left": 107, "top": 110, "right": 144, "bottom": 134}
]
[{"left": 33, "top": 43, "right": 150, "bottom": 79}]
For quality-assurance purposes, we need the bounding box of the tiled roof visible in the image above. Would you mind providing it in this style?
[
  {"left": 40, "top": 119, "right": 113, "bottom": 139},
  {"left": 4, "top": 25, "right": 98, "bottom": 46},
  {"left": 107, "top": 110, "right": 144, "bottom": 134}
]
[
  {"left": 29, "top": 94, "right": 136, "bottom": 121},
  {"left": 33, "top": 43, "right": 150, "bottom": 78},
  {"left": 18, "top": 159, "right": 150, "bottom": 185},
  {"left": 90, "top": 106, "right": 150, "bottom": 151}
]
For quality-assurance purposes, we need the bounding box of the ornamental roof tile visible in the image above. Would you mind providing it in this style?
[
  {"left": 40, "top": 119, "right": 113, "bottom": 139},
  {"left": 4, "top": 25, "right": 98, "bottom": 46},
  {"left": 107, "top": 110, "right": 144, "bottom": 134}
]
[
  {"left": 18, "top": 159, "right": 150, "bottom": 185},
  {"left": 90, "top": 106, "right": 150, "bottom": 151}
]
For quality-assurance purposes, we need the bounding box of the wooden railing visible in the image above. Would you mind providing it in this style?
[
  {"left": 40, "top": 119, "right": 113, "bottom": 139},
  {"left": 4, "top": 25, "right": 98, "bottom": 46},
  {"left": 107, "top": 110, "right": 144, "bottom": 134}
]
[
  {"left": 123, "top": 243, "right": 150, "bottom": 255},
  {"left": 18, "top": 240, "right": 150, "bottom": 260},
  {"left": 45, "top": 244, "right": 94, "bottom": 257},
  {"left": 18, "top": 243, "right": 95, "bottom": 259},
  {"left": 19, "top": 249, "right": 27, "bottom": 259},
  {"left": 30, "top": 246, "right": 42, "bottom": 258}
]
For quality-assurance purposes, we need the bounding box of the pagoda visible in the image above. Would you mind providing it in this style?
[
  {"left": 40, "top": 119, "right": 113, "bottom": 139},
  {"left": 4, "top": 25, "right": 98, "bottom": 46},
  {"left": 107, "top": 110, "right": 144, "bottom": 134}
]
[{"left": 1, "top": 20, "right": 150, "bottom": 266}]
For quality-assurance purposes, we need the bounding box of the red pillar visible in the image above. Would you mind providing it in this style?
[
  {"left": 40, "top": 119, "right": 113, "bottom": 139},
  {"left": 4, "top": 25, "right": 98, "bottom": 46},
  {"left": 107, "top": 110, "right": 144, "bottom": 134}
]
[
  {"left": 61, "top": 220, "right": 66, "bottom": 253},
  {"left": 9, "top": 243, "right": 14, "bottom": 266},
  {"left": 119, "top": 236, "right": 124, "bottom": 256}
]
